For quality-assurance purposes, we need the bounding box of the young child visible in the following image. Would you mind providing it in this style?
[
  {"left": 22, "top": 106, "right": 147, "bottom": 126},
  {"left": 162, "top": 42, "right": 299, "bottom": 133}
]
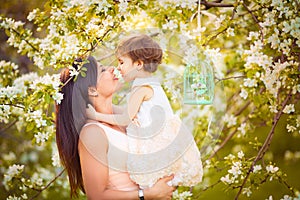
[{"left": 87, "top": 34, "right": 203, "bottom": 188}]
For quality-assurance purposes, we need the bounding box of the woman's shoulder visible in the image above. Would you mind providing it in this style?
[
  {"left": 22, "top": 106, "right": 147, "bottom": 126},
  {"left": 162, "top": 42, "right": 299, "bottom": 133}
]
[
  {"left": 80, "top": 121, "right": 126, "bottom": 142},
  {"left": 78, "top": 122, "right": 109, "bottom": 161},
  {"left": 81, "top": 121, "right": 106, "bottom": 134},
  {"left": 80, "top": 122, "right": 108, "bottom": 145}
]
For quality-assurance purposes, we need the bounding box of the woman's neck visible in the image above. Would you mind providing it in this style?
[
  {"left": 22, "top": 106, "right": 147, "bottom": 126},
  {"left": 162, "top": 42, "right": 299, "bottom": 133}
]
[
  {"left": 93, "top": 96, "right": 113, "bottom": 114},
  {"left": 88, "top": 96, "right": 125, "bottom": 133}
]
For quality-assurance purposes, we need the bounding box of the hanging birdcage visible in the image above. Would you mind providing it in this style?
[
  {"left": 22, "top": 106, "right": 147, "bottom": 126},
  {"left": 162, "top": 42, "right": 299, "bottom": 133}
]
[{"left": 183, "top": 60, "right": 214, "bottom": 105}]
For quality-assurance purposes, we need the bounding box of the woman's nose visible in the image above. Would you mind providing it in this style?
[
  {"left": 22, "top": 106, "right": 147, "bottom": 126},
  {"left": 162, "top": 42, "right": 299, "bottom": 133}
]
[{"left": 107, "top": 66, "right": 115, "bottom": 73}]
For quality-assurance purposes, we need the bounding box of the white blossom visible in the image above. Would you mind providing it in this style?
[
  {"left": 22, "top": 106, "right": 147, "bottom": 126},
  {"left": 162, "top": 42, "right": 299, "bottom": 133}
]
[
  {"left": 224, "top": 155, "right": 235, "bottom": 162},
  {"left": 0, "top": 104, "right": 11, "bottom": 123},
  {"left": 223, "top": 114, "right": 237, "bottom": 127},
  {"left": 24, "top": 110, "right": 45, "bottom": 128},
  {"left": 266, "top": 165, "right": 279, "bottom": 173},
  {"left": 228, "top": 161, "right": 242, "bottom": 178},
  {"left": 253, "top": 165, "right": 262, "bottom": 173},
  {"left": 286, "top": 124, "right": 296, "bottom": 133},
  {"left": 280, "top": 195, "right": 292, "bottom": 200},
  {"left": 31, "top": 173, "right": 44, "bottom": 187},
  {"left": 86, "top": 18, "right": 106, "bottom": 37},
  {"left": 243, "top": 78, "right": 257, "bottom": 87},
  {"left": 237, "top": 123, "right": 247, "bottom": 136},
  {"left": 259, "top": 12, "right": 276, "bottom": 27},
  {"left": 172, "top": 189, "right": 193, "bottom": 200},
  {"left": 157, "top": 0, "right": 196, "bottom": 9},
  {"left": 260, "top": 68, "right": 281, "bottom": 98},
  {"left": 51, "top": 145, "right": 61, "bottom": 167},
  {"left": 20, "top": 194, "right": 27, "bottom": 199},
  {"left": 118, "top": 0, "right": 128, "bottom": 13},
  {"left": 237, "top": 151, "right": 244, "bottom": 159},
  {"left": 242, "top": 187, "right": 252, "bottom": 197},
  {"left": 226, "top": 27, "right": 235, "bottom": 37},
  {"left": 247, "top": 31, "right": 260, "bottom": 41},
  {"left": 279, "top": 39, "right": 292, "bottom": 55},
  {"left": 162, "top": 20, "right": 178, "bottom": 30},
  {"left": 33, "top": 56, "right": 45, "bottom": 69},
  {"left": 14, "top": 72, "right": 39, "bottom": 93},
  {"left": 53, "top": 92, "right": 64, "bottom": 104},
  {"left": 37, "top": 167, "right": 53, "bottom": 181},
  {"left": 267, "top": 28, "right": 280, "bottom": 49},
  {"left": 220, "top": 174, "right": 234, "bottom": 184},
  {"left": 269, "top": 105, "right": 278, "bottom": 113},
  {"left": 266, "top": 195, "right": 273, "bottom": 200},
  {"left": 284, "top": 150, "right": 294, "bottom": 161},
  {"left": 293, "top": 84, "right": 300, "bottom": 94},
  {"left": 244, "top": 47, "right": 273, "bottom": 70},
  {"left": 69, "top": 67, "right": 79, "bottom": 77},
  {"left": 283, "top": 104, "right": 295, "bottom": 114},
  {"left": 6, "top": 196, "right": 21, "bottom": 200},
  {"left": 0, "top": 86, "right": 22, "bottom": 101},
  {"left": 214, "top": 15, "right": 226, "bottom": 29},
  {"left": 34, "top": 131, "right": 50, "bottom": 144},
  {"left": 3, "top": 164, "right": 25, "bottom": 189},
  {"left": 113, "top": 68, "right": 123, "bottom": 80},
  {"left": 183, "top": 44, "right": 198, "bottom": 66},
  {"left": 296, "top": 115, "right": 300, "bottom": 128},
  {"left": 205, "top": 160, "right": 211, "bottom": 168},
  {"left": 2, "top": 152, "right": 16, "bottom": 162},
  {"left": 239, "top": 88, "right": 248, "bottom": 99}
]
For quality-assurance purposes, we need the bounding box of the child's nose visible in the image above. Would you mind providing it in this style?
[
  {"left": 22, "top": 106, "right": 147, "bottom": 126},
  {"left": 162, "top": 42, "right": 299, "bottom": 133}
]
[{"left": 117, "top": 65, "right": 121, "bottom": 71}]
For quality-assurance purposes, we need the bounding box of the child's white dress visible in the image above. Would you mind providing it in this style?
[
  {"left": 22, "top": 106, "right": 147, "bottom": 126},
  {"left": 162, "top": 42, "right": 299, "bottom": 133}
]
[{"left": 126, "top": 77, "right": 203, "bottom": 188}]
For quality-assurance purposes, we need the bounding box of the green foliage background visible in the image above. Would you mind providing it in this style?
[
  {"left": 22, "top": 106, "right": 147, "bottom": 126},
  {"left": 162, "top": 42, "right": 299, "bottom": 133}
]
[{"left": 1, "top": 0, "right": 300, "bottom": 199}]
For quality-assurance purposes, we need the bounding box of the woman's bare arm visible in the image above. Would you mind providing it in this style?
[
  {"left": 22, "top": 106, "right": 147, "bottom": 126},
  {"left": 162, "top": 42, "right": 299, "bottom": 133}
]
[
  {"left": 79, "top": 124, "right": 138, "bottom": 200},
  {"left": 78, "top": 124, "right": 175, "bottom": 200}
]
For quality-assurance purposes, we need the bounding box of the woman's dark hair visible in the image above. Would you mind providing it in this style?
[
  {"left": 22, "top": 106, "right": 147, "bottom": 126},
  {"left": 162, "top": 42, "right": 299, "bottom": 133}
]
[
  {"left": 116, "top": 34, "right": 163, "bottom": 73},
  {"left": 55, "top": 56, "right": 98, "bottom": 198}
]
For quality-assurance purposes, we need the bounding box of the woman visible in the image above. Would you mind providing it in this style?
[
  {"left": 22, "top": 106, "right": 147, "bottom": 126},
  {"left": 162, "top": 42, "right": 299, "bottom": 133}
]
[{"left": 56, "top": 56, "right": 175, "bottom": 199}]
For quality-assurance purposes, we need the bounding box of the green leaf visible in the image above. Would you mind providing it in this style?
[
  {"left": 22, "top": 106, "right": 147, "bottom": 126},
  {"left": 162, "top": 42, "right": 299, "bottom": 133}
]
[
  {"left": 81, "top": 71, "right": 86, "bottom": 77},
  {"left": 44, "top": 93, "right": 51, "bottom": 104},
  {"left": 26, "top": 122, "right": 35, "bottom": 132},
  {"left": 81, "top": 67, "right": 87, "bottom": 71}
]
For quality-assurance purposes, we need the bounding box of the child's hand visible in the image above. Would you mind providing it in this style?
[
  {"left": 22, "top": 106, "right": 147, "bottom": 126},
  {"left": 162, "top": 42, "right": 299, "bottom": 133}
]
[{"left": 86, "top": 104, "right": 97, "bottom": 120}]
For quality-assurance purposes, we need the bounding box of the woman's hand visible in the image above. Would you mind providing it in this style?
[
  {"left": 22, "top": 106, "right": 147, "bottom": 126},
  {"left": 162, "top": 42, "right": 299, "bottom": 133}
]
[{"left": 144, "top": 175, "right": 176, "bottom": 200}]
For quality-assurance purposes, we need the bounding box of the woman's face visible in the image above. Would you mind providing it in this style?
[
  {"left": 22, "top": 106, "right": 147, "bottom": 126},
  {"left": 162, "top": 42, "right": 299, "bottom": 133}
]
[
  {"left": 96, "top": 64, "right": 120, "bottom": 96},
  {"left": 117, "top": 55, "right": 139, "bottom": 82}
]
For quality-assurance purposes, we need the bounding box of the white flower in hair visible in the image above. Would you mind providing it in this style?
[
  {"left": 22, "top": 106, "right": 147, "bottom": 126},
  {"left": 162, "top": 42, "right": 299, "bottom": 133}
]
[{"left": 113, "top": 68, "right": 124, "bottom": 82}]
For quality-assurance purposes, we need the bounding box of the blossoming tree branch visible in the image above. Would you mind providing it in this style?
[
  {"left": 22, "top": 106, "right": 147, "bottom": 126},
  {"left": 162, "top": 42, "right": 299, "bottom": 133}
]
[{"left": 0, "top": 0, "right": 299, "bottom": 199}]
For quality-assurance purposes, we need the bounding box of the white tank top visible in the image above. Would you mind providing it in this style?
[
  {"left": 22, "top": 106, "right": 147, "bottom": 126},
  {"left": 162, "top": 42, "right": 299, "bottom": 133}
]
[
  {"left": 83, "top": 122, "right": 138, "bottom": 191},
  {"left": 130, "top": 77, "right": 174, "bottom": 129}
]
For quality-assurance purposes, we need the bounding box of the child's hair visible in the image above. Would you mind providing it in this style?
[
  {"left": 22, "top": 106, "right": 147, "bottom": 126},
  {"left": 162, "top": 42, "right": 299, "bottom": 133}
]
[{"left": 116, "top": 34, "right": 162, "bottom": 73}]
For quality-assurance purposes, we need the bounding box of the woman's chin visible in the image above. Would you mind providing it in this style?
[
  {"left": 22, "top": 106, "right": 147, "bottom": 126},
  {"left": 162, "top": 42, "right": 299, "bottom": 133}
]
[{"left": 115, "top": 81, "right": 124, "bottom": 91}]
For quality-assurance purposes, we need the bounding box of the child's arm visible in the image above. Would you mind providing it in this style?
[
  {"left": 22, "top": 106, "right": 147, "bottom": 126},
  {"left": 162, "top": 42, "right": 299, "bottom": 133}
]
[
  {"left": 112, "top": 105, "right": 124, "bottom": 114},
  {"left": 86, "top": 86, "right": 153, "bottom": 126}
]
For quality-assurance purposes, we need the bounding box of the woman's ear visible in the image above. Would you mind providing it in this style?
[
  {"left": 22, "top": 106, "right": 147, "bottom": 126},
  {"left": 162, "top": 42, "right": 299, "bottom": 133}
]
[{"left": 88, "top": 86, "right": 98, "bottom": 97}]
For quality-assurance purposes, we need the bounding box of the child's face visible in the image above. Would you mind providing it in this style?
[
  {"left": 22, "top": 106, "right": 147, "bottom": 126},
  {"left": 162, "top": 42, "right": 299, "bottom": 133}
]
[{"left": 117, "top": 55, "right": 139, "bottom": 82}]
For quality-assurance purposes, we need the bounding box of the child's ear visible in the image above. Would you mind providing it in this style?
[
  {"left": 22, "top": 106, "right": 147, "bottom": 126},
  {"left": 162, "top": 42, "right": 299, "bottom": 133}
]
[
  {"left": 88, "top": 86, "right": 99, "bottom": 97},
  {"left": 136, "top": 60, "right": 144, "bottom": 71}
]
